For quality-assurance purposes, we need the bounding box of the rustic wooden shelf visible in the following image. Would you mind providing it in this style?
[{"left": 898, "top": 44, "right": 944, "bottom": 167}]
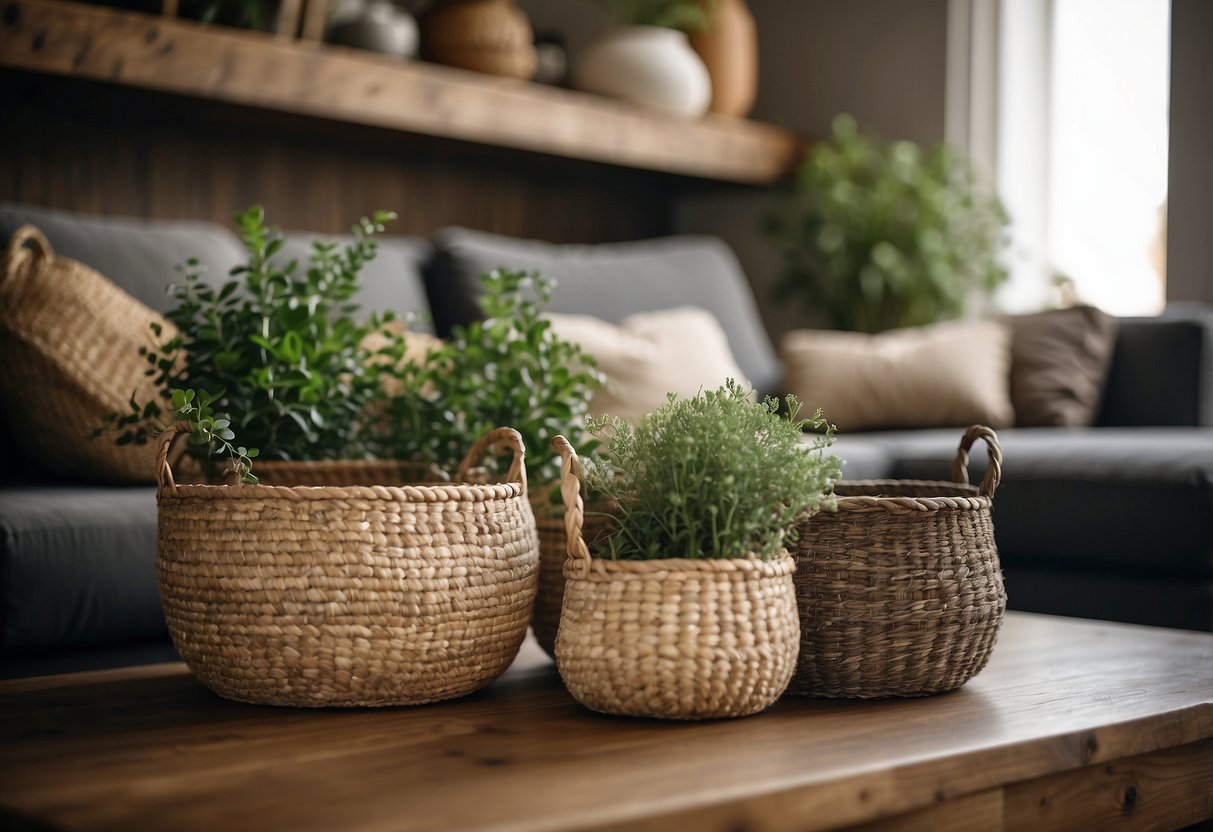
[{"left": 0, "top": 0, "right": 805, "bottom": 185}]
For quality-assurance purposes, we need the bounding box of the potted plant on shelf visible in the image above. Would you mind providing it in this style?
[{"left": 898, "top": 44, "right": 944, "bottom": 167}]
[
  {"left": 573, "top": 0, "right": 713, "bottom": 117},
  {"left": 551, "top": 380, "right": 841, "bottom": 720},
  {"left": 763, "top": 114, "right": 1010, "bottom": 333}
]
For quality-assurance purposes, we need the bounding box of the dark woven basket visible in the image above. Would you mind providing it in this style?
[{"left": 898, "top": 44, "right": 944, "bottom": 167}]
[{"left": 791, "top": 425, "right": 1007, "bottom": 698}]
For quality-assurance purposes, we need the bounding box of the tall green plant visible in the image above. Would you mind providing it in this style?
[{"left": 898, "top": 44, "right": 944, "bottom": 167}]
[
  {"left": 103, "top": 205, "right": 396, "bottom": 469},
  {"left": 764, "top": 114, "right": 1009, "bottom": 333},
  {"left": 381, "top": 269, "right": 603, "bottom": 489},
  {"left": 584, "top": 380, "right": 840, "bottom": 560}
]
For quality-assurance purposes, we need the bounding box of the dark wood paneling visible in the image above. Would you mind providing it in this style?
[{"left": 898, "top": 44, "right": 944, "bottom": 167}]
[{"left": 0, "top": 70, "right": 674, "bottom": 241}]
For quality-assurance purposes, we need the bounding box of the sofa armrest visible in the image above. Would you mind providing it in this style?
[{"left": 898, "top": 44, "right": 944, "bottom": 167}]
[{"left": 1097, "top": 303, "right": 1213, "bottom": 427}]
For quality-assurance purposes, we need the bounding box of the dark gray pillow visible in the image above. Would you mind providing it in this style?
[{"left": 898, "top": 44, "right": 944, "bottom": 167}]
[
  {"left": 274, "top": 233, "right": 434, "bottom": 332},
  {"left": 0, "top": 202, "right": 244, "bottom": 312},
  {"left": 427, "top": 227, "right": 781, "bottom": 395}
]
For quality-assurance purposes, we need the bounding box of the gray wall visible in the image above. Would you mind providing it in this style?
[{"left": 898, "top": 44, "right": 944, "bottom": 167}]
[
  {"left": 1166, "top": 0, "right": 1213, "bottom": 305},
  {"left": 675, "top": 0, "right": 952, "bottom": 343}
]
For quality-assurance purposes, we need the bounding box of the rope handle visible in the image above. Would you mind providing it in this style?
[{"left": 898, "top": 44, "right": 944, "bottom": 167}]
[
  {"left": 455, "top": 426, "right": 527, "bottom": 495},
  {"left": 951, "top": 424, "right": 1002, "bottom": 498},
  {"left": 155, "top": 421, "right": 193, "bottom": 496},
  {"left": 552, "top": 435, "right": 592, "bottom": 577},
  {"left": 1, "top": 226, "right": 53, "bottom": 294}
]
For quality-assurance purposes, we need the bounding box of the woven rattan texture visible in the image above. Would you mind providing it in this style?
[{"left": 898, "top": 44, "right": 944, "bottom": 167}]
[
  {"left": 556, "top": 555, "right": 799, "bottom": 719},
  {"left": 0, "top": 226, "right": 170, "bottom": 482},
  {"left": 550, "top": 435, "right": 799, "bottom": 720},
  {"left": 157, "top": 427, "right": 540, "bottom": 708},
  {"left": 791, "top": 427, "right": 1007, "bottom": 699}
]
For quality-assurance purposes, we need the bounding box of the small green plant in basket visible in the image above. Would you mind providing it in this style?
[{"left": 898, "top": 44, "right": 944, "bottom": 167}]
[
  {"left": 380, "top": 268, "right": 603, "bottom": 493},
  {"left": 583, "top": 379, "right": 841, "bottom": 560},
  {"left": 100, "top": 204, "right": 399, "bottom": 478}
]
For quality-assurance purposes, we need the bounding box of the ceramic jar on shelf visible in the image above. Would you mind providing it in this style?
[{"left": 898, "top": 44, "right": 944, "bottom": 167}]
[{"left": 573, "top": 24, "right": 711, "bottom": 118}]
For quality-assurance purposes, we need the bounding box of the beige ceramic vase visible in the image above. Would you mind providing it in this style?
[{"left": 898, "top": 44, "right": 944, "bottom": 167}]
[
  {"left": 689, "top": 0, "right": 758, "bottom": 117},
  {"left": 421, "top": 0, "right": 537, "bottom": 80}
]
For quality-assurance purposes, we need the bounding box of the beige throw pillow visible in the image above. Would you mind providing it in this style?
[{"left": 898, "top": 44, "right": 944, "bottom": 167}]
[
  {"left": 547, "top": 307, "right": 750, "bottom": 423},
  {"left": 780, "top": 320, "right": 1015, "bottom": 432}
]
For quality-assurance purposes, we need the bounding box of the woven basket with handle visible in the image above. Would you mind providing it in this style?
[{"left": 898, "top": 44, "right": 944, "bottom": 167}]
[
  {"left": 157, "top": 425, "right": 539, "bottom": 708},
  {"left": 0, "top": 226, "right": 171, "bottom": 482},
  {"left": 791, "top": 425, "right": 1007, "bottom": 698},
  {"left": 551, "top": 436, "right": 799, "bottom": 720}
]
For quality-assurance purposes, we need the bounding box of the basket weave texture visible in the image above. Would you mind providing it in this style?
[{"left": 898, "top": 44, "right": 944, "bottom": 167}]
[
  {"left": 157, "top": 425, "right": 539, "bottom": 707},
  {"left": 0, "top": 226, "right": 170, "bottom": 482},
  {"left": 551, "top": 436, "right": 799, "bottom": 720},
  {"left": 791, "top": 425, "right": 1007, "bottom": 698}
]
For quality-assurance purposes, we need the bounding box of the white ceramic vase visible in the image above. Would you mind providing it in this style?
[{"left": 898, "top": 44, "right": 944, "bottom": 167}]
[
  {"left": 329, "top": 0, "right": 419, "bottom": 59},
  {"left": 573, "top": 25, "right": 712, "bottom": 118}
]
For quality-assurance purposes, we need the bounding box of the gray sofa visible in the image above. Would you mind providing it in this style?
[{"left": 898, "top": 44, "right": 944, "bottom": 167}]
[{"left": 2, "top": 204, "right": 1211, "bottom": 679}]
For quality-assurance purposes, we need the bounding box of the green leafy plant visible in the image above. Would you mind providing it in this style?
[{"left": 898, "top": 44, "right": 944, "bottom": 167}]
[
  {"left": 381, "top": 269, "right": 603, "bottom": 491},
  {"left": 595, "top": 0, "right": 713, "bottom": 31},
  {"left": 168, "top": 388, "right": 260, "bottom": 484},
  {"left": 103, "top": 205, "right": 397, "bottom": 470},
  {"left": 764, "top": 114, "right": 1009, "bottom": 333},
  {"left": 584, "top": 380, "right": 840, "bottom": 560}
]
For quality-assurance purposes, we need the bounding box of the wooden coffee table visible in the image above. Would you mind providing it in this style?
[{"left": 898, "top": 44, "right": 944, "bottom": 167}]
[{"left": 1, "top": 612, "right": 1210, "bottom": 831}]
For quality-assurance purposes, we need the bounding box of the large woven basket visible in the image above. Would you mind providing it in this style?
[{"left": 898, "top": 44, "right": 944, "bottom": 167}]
[
  {"left": 0, "top": 226, "right": 170, "bottom": 483},
  {"left": 791, "top": 425, "right": 1007, "bottom": 699},
  {"left": 156, "top": 425, "right": 539, "bottom": 708},
  {"left": 551, "top": 436, "right": 799, "bottom": 720},
  {"left": 179, "top": 456, "right": 450, "bottom": 487}
]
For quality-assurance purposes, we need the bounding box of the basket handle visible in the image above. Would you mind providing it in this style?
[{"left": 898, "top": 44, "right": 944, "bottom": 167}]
[
  {"left": 552, "top": 435, "right": 592, "bottom": 577},
  {"left": 455, "top": 427, "right": 527, "bottom": 495},
  {"left": 155, "top": 421, "right": 193, "bottom": 497},
  {"left": 951, "top": 425, "right": 1002, "bottom": 498},
  {"left": 1, "top": 226, "right": 53, "bottom": 294}
]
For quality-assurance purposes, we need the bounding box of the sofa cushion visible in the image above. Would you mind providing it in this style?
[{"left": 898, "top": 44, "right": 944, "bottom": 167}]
[
  {"left": 864, "top": 427, "right": 1213, "bottom": 580},
  {"left": 0, "top": 202, "right": 244, "bottom": 310},
  {"left": 275, "top": 232, "right": 434, "bottom": 331},
  {"left": 0, "top": 486, "right": 164, "bottom": 653},
  {"left": 780, "top": 320, "right": 1015, "bottom": 432},
  {"left": 547, "top": 307, "right": 750, "bottom": 422},
  {"left": 426, "top": 227, "right": 782, "bottom": 396},
  {"left": 1007, "top": 305, "right": 1119, "bottom": 427},
  {"left": 1098, "top": 304, "right": 1213, "bottom": 427}
]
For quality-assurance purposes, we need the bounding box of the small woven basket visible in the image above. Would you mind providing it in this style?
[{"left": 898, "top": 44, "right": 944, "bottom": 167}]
[
  {"left": 0, "top": 226, "right": 170, "bottom": 482},
  {"left": 551, "top": 436, "right": 800, "bottom": 720},
  {"left": 156, "top": 425, "right": 539, "bottom": 708},
  {"left": 791, "top": 425, "right": 1007, "bottom": 699}
]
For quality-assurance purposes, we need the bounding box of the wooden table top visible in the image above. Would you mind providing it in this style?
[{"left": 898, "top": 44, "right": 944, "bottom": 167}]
[{"left": 1, "top": 612, "right": 1211, "bottom": 832}]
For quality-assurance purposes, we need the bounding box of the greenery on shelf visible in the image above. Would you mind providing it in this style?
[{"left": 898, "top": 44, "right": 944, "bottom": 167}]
[
  {"left": 102, "top": 205, "right": 397, "bottom": 471},
  {"left": 583, "top": 380, "right": 840, "bottom": 561},
  {"left": 763, "top": 114, "right": 1009, "bottom": 333},
  {"left": 595, "top": 0, "right": 713, "bottom": 32},
  {"left": 381, "top": 269, "right": 603, "bottom": 491}
]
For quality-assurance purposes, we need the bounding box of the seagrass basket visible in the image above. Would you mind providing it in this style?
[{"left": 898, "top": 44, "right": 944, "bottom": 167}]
[
  {"left": 0, "top": 226, "right": 170, "bottom": 483},
  {"left": 791, "top": 425, "right": 1007, "bottom": 699},
  {"left": 156, "top": 425, "right": 540, "bottom": 708},
  {"left": 179, "top": 456, "right": 450, "bottom": 487},
  {"left": 551, "top": 436, "right": 799, "bottom": 720}
]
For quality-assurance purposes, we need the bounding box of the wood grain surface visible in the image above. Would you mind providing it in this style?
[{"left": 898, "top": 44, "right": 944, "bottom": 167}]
[
  {"left": 0, "top": 0, "right": 803, "bottom": 185},
  {"left": 1, "top": 613, "right": 1210, "bottom": 831}
]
